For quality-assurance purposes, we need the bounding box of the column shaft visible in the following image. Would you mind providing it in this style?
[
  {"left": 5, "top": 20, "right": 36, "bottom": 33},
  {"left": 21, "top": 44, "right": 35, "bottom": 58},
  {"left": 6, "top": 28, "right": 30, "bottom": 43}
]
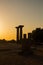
[
  {"left": 16, "top": 27, "right": 19, "bottom": 42},
  {"left": 20, "top": 27, "right": 22, "bottom": 40}
]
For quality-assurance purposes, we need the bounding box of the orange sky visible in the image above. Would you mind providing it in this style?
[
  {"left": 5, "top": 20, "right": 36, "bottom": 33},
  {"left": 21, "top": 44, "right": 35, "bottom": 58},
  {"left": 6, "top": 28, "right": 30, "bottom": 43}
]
[{"left": 0, "top": 0, "right": 43, "bottom": 40}]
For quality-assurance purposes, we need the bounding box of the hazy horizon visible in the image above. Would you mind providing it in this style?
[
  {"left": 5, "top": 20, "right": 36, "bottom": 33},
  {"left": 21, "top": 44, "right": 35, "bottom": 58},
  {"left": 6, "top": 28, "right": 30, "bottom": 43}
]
[{"left": 0, "top": 0, "right": 43, "bottom": 40}]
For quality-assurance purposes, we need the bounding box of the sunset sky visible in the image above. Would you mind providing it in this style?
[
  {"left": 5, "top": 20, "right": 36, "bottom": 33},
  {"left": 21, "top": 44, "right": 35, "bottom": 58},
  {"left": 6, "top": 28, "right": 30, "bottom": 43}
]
[{"left": 0, "top": 0, "right": 43, "bottom": 40}]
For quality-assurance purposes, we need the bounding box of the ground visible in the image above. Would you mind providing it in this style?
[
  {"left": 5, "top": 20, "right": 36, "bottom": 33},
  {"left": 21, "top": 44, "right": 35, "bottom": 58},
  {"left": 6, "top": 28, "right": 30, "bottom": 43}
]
[{"left": 0, "top": 43, "right": 43, "bottom": 65}]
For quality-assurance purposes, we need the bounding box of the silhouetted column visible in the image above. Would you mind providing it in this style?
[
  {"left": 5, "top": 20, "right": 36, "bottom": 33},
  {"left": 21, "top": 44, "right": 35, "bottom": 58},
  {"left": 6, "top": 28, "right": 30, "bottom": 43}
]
[
  {"left": 20, "top": 27, "right": 22, "bottom": 40},
  {"left": 28, "top": 33, "right": 32, "bottom": 39},
  {"left": 16, "top": 27, "right": 19, "bottom": 42},
  {"left": 19, "top": 25, "right": 24, "bottom": 41},
  {"left": 23, "top": 34, "right": 26, "bottom": 39}
]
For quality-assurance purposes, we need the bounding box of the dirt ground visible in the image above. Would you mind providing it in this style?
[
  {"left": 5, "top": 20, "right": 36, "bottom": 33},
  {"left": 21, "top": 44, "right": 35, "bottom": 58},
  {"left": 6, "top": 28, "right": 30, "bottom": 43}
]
[{"left": 0, "top": 43, "right": 43, "bottom": 65}]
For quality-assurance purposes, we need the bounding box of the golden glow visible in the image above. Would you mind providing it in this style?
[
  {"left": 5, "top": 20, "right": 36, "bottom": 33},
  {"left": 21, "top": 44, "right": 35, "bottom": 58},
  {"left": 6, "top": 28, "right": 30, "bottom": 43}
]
[
  {"left": 0, "top": 18, "right": 15, "bottom": 40},
  {"left": 0, "top": 21, "right": 4, "bottom": 34}
]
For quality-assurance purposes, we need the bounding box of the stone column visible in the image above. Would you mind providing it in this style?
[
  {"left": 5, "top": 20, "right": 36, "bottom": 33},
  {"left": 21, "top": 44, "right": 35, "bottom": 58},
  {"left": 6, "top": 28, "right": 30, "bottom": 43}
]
[
  {"left": 16, "top": 27, "right": 19, "bottom": 42},
  {"left": 23, "top": 34, "right": 26, "bottom": 39},
  {"left": 19, "top": 25, "right": 24, "bottom": 41},
  {"left": 20, "top": 27, "right": 22, "bottom": 40}
]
